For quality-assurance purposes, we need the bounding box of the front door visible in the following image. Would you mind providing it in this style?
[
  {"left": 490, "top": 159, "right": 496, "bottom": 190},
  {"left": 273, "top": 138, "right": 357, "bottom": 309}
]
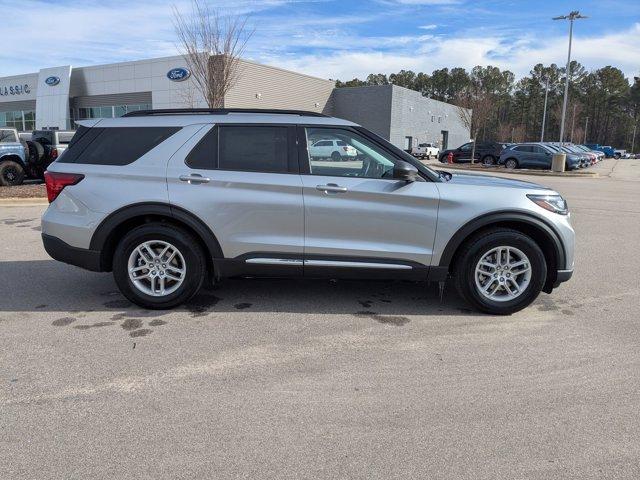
[
  {"left": 441, "top": 130, "right": 449, "bottom": 150},
  {"left": 167, "top": 124, "right": 304, "bottom": 274},
  {"left": 299, "top": 126, "right": 440, "bottom": 277}
]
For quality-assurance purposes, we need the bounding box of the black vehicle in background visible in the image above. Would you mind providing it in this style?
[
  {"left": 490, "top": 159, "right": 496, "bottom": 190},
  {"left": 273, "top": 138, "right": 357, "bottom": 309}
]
[{"left": 439, "top": 141, "right": 509, "bottom": 165}]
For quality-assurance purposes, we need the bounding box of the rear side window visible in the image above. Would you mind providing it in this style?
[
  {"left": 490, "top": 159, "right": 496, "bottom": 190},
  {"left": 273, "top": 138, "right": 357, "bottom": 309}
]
[
  {"left": 59, "top": 127, "right": 179, "bottom": 165},
  {"left": 218, "top": 126, "right": 290, "bottom": 173},
  {"left": 0, "top": 130, "right": 17, "bottom": 143}
]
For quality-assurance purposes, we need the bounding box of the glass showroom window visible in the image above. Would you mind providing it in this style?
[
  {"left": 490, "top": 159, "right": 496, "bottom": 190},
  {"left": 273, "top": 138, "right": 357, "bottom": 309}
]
[
  {"left": 75, "top": 104, "right": 152, "bottom": 121},
  {"left": 0, "top": 110, "right": 35, "bottom": 131}
]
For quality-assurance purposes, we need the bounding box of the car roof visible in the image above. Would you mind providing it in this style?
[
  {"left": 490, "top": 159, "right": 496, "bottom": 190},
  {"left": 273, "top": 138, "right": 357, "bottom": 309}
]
[{"left": 77, "top": 112, "right": 358, "bottom": 129}]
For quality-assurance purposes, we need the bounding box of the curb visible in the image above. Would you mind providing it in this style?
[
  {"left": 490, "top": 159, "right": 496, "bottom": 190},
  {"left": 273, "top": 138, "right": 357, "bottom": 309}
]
[
  {"left": 423, "top": 162, "right": 600, "bottom": 178},
  {"left": 0, "top": 197, "right": 48, "bottom": 206}
]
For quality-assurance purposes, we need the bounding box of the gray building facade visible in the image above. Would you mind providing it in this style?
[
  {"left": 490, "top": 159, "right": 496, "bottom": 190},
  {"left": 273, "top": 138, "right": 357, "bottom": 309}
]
[
  {"left": 332, "top": 84, "right": 470, "bottom": 150},
  {"left": 0, "top": 55, "right": 469, "bottom": 151}
]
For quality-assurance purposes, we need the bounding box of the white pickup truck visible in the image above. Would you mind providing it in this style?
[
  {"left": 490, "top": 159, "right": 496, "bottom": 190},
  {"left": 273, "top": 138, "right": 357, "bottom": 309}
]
[{"left": 411, "top": 142, "right": 439, "bottom": 159}]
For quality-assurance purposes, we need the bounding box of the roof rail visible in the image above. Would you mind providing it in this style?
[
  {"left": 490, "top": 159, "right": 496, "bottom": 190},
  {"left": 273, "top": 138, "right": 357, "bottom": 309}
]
[{"left": 122, "top": 108, "right": 329, "bottom": 118}]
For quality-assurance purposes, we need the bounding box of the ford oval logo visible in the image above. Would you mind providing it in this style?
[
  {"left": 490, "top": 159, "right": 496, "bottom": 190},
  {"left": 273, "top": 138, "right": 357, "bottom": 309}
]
[
  {"left": 45, "top": 76, "right": 60, "bottom": 86},
  {"left": 167, "top": 67, "right": 191, "bottom": 82}
]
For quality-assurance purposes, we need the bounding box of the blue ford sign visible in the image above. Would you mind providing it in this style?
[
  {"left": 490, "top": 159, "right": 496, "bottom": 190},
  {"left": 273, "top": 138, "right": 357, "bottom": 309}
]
[
  {"left": 167, "top": 67, "right": 191, "bottom": 82},
  {"left": 45, "top": 76, "right": 60, "bottom": 86}
]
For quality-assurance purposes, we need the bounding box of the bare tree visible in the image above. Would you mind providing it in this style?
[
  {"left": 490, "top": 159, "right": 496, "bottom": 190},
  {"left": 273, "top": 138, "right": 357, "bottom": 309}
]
[
  {"left": 173, "top": 0, "right": 252, "bottom": 108},
  {"left": 455, "top": 90, "right": 493, "bottom": 163}
]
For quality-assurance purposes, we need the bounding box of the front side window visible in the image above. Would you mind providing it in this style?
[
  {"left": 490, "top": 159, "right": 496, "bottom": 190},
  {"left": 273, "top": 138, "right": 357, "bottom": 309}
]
[
  {"left": 459, "top": 143, "right": 472, "bottom": 151},
  {"left": 305, "top": 127, "right": 396, "bottom": 179}
]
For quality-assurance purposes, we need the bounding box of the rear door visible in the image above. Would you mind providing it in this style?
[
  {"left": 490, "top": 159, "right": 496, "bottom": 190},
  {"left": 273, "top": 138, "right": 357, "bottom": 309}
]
[
  {"left": 167, "top": 124, "right": 304, "bottom": 273},
  {"left": 299, "top": 126, "right": 440, "bottom": 277}
]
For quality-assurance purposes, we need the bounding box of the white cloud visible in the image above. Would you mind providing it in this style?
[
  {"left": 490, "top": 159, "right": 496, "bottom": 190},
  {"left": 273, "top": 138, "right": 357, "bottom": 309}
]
[
  {"left": 418, "top": 24, "right": 438, "bottom": 30},
  {"left": 263, "top": 23, "right": 640, "bottom": 80}
]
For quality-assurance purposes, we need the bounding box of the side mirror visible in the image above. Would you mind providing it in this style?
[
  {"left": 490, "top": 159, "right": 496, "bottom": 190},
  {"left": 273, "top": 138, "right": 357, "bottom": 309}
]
[{"left": 393, "top": 161, "right": 418, "bottom": 182}]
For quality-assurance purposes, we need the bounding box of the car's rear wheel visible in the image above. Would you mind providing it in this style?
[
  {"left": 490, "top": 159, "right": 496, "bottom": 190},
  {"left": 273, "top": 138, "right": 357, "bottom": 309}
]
[
  {"left": 504, "top": 158, "right": 518, "bottom": 169},
  {"left": 331, "top": 151, "right": 342, "bottom": 161},
  {"left": 482, "top": 155, "right": 496, "bottom": 166},
  {"left": 0, "top": 160, "right": 25, "bottom": 186},
  {"left": 454, "top": 228, "right": 547, "bottom": 315},
  {"left": 113, "top": 224, "right": 206, "bottom": 309}
]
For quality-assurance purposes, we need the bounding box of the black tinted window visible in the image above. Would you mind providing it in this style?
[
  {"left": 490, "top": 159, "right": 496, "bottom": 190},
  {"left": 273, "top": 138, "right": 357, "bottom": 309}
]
[
  {"left": 218, "top": 126, "right": 290, "bottom": 173},
  {"left": 186, "top": 127, "right": 216, "bottom": 169},
  {"left": 59, "top": 127, "right": 179, "bottom": 165}
]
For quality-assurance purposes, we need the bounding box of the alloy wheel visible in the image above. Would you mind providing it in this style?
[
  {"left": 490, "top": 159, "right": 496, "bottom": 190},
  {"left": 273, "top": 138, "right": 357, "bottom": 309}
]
[
  {"left": 474, "top": 246, "right": 532, "bottom": 302},
  {"left": 127, "top": 240, "right": 186, "bottom": 297}
]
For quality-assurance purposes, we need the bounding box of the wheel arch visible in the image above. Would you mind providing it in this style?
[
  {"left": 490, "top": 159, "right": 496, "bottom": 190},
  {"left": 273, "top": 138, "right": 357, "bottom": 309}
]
[
  {"left": 90, "top": 202, "right": 224, "bottom": 272},
  {"left": 0, "top": 154, "right": 26, "bottom": 168},
  {"left": 439, "top": 211, "right": 566, "bottom": 292}
]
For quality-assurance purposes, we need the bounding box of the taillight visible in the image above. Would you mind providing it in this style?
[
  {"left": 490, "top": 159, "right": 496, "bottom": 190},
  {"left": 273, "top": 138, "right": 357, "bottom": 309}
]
[
  {"left": 44, "top": 171, "right": 84, "bottom": 203},
  {"left": 51, "top": 148, "right": 59, "bottom": 160}
]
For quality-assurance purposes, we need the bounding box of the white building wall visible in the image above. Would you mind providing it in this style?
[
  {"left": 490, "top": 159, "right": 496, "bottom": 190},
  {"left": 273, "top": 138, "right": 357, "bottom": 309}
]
[{"left": 35, "top": 66, "right": 72, "bottom": 129}]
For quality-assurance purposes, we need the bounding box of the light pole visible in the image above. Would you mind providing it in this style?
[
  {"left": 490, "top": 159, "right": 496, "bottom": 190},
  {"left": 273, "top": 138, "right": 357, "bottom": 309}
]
[
  {"left": 553, "top": 11, "right": 587, "bottom": 145},
  {"left": 541, "top": 76, "right": 550, "bottom": 142},
  {"left": 583, "top": 116, "right": 589, "bottom": 143},
  {"left": 570, "top": 103, "right": 577, "bottom": 143}
]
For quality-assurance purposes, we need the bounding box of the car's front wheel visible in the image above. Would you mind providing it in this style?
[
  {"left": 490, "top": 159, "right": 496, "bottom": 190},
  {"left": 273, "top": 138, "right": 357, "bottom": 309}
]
[
  {"left": 0, "top": 160, "right": 25, "bottom": 186},
  {"left": 113, "top": 224, "right": 206, "bottom": 309},
  {"left": 454, "top": 228, "right": 547, "bottom": 315}
]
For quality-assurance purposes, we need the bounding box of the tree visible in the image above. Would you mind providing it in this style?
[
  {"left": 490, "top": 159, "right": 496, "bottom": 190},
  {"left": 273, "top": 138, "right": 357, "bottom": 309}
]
[{"left": 173, "top": 0, "right": 252, "bottom": 108}]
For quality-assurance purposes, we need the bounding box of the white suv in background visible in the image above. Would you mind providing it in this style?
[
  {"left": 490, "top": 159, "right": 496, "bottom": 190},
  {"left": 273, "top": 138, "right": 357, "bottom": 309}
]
[{"left": 309, "top": 138, "right": 358, "bottom": 160}]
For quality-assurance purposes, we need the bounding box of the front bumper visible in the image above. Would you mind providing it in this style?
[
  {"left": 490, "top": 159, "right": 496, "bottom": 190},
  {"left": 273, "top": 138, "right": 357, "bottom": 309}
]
[{"left": 42, "top": 233, "right": 102, "bottom": 272}]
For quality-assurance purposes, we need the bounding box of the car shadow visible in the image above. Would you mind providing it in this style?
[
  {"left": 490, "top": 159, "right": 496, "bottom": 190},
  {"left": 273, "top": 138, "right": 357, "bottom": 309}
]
[{"left": 0, "top": 259, "right": 474, "bottom": 317}]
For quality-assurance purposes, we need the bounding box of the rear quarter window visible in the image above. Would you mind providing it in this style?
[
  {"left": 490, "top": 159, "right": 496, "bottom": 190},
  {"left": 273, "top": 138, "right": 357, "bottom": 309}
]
[{"left": 58, "top": 127, "right": 180, "bottom": 165}]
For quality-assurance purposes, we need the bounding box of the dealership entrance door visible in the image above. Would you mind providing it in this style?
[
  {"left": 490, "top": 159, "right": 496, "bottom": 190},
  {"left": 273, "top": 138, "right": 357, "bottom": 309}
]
[{"left": 441, "top": 130, "right": 449, "bottom": 150}]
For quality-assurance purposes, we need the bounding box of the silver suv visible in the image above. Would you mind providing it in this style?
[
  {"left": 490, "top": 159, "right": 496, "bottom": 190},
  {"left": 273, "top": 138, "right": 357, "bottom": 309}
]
[{"left": 41, "top": 109, "right": 574, "bottom": 314}]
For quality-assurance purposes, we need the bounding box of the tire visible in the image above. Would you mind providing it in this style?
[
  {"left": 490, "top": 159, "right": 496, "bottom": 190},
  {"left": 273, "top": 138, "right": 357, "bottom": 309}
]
[
  {"left": 112, "top": 223, "right": 207, "bottom": 309},
  {"left": 453, "top": 228, "right": 547, "bottom": 315},
  {"left": 0, "top": 160, "right": 25, "bottom": 186},
  {"left": 614, "top": 153, "right": 621, "bottom": 159},
  {"left": 331, "top": 151, "right": 342, "bottom": 161},
  {"left": 26, "top": 141, "right": 44, "bottom": 163},
  {"left": 482, "top": 155, "right": 497, "bottom": 166},
  {"left": 504, "top": 158, "right": 518, "bottom": 169},
  {"left": 439, "top": 155, "right": 447, "bottom": 163}
]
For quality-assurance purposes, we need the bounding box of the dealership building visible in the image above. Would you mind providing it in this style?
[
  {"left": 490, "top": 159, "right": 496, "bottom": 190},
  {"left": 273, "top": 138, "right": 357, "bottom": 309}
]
[{"left": 0, "top": 54, "right": 469, "bottom": 150}]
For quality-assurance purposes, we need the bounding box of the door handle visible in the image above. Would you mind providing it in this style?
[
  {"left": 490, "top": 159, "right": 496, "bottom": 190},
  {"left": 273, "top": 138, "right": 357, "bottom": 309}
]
[
  {"left": 179, "top": 174, "right": 210, "bottom": 184},
  {"left": 316, "top": 183, "right": 348, "bottom": 193}
]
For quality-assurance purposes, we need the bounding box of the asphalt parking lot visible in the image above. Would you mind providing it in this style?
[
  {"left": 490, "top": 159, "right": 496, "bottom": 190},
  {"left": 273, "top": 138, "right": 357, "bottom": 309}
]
[{"left": 1, "top": 159, "right": 639, "bottom": 479}]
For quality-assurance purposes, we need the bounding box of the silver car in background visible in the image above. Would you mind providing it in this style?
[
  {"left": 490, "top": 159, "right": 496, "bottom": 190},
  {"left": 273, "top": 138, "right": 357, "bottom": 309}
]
[{"left": 41, "top": 109, "right": 574, "bottom": 315}]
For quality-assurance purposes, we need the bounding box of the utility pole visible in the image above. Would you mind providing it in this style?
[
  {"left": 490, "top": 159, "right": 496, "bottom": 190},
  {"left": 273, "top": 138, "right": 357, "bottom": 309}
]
[
  {"left": 541, "top": 76, "right": 550, "bottom": 142},
  {"left": 553, "top": 11, "right": 587, "bottom": 145},
  {"left": 570, "top": 104, "right": 577, "bottom": 143},
  {"left": 632, "top": 122, "right": 637, "bottom": 153},
  {"left": 583, "top": 116, "right": 589, "bottom": 143}
]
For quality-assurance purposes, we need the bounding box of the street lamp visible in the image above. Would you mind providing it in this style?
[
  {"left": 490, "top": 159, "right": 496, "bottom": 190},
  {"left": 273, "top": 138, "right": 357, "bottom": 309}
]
[
  {"left": 540, "top": 75, "right": 550, "bottom": 142},
  {"left": 553, "top": 11, "right": 587, "bottom": 144}
]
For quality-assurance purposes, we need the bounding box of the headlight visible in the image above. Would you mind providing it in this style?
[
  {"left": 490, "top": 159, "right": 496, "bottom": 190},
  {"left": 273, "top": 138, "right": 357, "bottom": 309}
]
[{"left": 527, "top": 194, "right": 568, "bottom": 215}]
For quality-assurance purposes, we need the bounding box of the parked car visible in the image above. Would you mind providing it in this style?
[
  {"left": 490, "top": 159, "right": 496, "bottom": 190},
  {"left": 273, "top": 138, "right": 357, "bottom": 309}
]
[
  {"left": 584, "top": 144, "right": 616, "bottom": 158},
  {"left": 41, "top": 108, "right": 574, "bottom": 315},
  {"left": 559, "top": 144, "right": 598, "bottom": 166},
  {"left": 411, "top": 142, "right": 439, "bottom": 159},
  {"left": 498, "top": 143, "right": 581, "bottom": 170},
  {"left": 31, "top": 129, "right": 74, "bottom": 165},
  {"left": 0, "top": 127, "right": 28, "bottom": 186},
  {"left": 439, "top": 141, "right": 508, "bottom": 165},
  {"left": 573, "top": 144, "right": 604, "bottom": 162},
  {"left": 308, "top": 138, "right": 358, "bottom": 160}
]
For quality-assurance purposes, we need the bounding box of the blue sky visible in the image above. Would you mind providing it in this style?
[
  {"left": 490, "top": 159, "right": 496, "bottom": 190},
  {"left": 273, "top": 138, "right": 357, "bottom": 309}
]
[{"left": 1, "top": 0, "right": 639, "bottom": 80}]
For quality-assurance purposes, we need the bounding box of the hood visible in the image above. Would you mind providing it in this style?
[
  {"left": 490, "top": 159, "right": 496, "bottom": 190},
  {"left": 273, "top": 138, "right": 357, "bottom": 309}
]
[{"left": 441, "top": 171, "right": 551, "bottom": 190}]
